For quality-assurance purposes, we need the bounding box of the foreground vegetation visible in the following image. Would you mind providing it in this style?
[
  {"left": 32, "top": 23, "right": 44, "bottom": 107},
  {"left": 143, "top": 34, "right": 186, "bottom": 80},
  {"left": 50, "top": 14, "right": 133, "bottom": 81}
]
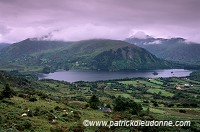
[{"left": 0, "top": 71, "right": 200, "bottom": 131}]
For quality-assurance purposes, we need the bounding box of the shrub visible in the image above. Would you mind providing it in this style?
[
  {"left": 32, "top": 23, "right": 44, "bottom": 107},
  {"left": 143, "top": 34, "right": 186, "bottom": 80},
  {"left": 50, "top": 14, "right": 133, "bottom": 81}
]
[
  {"left": 114, "top": 96, "right": 142, "bottom": 115},
  {"left": 23, "top": 120, "right": 32, "bottom": 129},
  {"left": 85, "top": 104, "right": 90, "bottom": 108},
  {"left": 42, "top": 66, "right": 51, "bottom": 74},
  {"left": 1, "top": 84, "right": 15, "bottom": 98},
  {"left": 18, "top": 93, "right": 24, "bottom": 98},
  {"left": 29, "top": 96, "right": 37, "bottom": 102},
  {"left": 50, "top": 126, "right": 67, "bottom": 132},
  {"left": 54, "top": 106, "right": 62, "bottom": 111},
  {"left": 179, "top": 109, "right": 186, "bottom": 113},
  {"left": 89, "top": 95, "right": 100, "bottom": 109},
  {"left": 153, "top": 102, "right": 158, "bottom": 107},
  {"left": 34, "top": 107, "right": 40, "bottom": 116},
  {"left": 0, "top": 115, "right": 3, "bottom": 124},
  {"left": 27, "top": 110, "right": 33, "bottom": 117},
  {"left": 16, "top": 120, "right": 32, "bottom": 131},
  {"left": 69, "top": 125, "right": 85, "bottom": 132}
]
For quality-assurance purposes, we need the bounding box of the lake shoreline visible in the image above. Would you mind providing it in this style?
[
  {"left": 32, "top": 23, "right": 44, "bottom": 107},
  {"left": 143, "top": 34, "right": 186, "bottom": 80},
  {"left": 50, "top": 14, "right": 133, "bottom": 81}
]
[{"left": 39, "top": 69, "right": 193, "bottom": 82}]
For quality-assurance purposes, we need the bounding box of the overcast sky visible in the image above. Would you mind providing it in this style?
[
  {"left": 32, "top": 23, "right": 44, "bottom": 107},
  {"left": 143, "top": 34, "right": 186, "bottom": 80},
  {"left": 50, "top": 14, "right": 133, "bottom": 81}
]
[{"left": 0, "top": 0, "right": 200, "bottom": 43}]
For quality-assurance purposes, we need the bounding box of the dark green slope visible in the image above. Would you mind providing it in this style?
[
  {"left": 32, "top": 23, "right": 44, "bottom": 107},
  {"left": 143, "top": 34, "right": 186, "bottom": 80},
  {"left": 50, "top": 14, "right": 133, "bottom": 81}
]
[
  {"left": 0, "top": 39, "right": 175, "bottom": 71},
  {"left": 144, "top": 43, "right": 200, "bottom": 65},
  {"left": 0, "top": 43, "right": 9, "bottom": 51},
  {"left": 125, "top": 37, "right": 200, "bottom": 65},
  {"left": 0, "top": 39, "right": 72, "bottom": 69},
  {"left": 41, "top": 39, "right": 174, "bottom": 71},
  {"left": 0, "top": 39, "right": 71, "bottom": 59}
]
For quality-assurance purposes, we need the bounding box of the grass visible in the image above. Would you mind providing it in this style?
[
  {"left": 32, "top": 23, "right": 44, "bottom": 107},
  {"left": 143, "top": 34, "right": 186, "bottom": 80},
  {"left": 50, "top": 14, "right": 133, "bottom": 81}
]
[
  {"left": 0, "top": 96, "right": 112, "bottom": 131},
  {"left": 149, "top": 79, "right": 163, "bottom": 85},
  {"left": 115, "top": 93, "right": 132, "bottom": 98},
  {"left": 147, "top": 88, "right": 174, "bottom": 97},
  {"left": 1, "top": 73, "right": 200, "bottom": 131},
  {"left": 150, "top": 108, "right": 166, "bottom": 114},
  {"left": 118, "top": 80, "right": 138, "bottom": 86},
  {"left": 139, "top": 80, "right": 158, "bottom": 86}
]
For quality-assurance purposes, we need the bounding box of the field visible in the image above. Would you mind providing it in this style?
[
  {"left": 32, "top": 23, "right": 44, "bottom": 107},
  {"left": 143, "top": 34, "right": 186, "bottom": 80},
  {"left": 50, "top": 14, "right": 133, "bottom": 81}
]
[{"left": 0, "top": 72, "right": 200, "bottom": 131}]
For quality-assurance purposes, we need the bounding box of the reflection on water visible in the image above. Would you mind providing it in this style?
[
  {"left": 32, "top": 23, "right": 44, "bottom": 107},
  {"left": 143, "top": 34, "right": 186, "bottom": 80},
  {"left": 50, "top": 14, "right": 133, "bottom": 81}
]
[{"left": 39, "top": 69, "right": 192, "bottom": 82}]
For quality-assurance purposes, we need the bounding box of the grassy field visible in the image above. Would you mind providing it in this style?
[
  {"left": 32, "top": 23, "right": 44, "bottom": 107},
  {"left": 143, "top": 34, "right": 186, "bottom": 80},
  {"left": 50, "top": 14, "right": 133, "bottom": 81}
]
[
  {"left": 147, "top": 88, "right": 174, "bottom": 97},
  {"left": 0, "top": 72, "right": 200, "bottom": 131}
]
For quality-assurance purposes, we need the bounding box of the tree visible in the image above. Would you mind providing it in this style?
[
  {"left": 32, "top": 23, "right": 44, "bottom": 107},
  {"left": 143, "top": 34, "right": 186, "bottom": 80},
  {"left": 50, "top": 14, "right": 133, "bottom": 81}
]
[
  {"left": 114, "top": 96, "right": 142, "bottom": 115},
  {"left": 89, "top": 95, "right": 100, "bottom": 109},
  {"left": 147, "top": 106, "right": 150, "bottom": 115},
  {"left": 1, "top": 84, "right": 14, "bottom": 98},
  {"left": 42, "top": 66, "right": 51, "bottom": 74},
  {"left": 64, "top": 65, "right": 69, "bottom": 71},
  {"left": 153, "top": 102, "right": 158, "bottom": 107}
]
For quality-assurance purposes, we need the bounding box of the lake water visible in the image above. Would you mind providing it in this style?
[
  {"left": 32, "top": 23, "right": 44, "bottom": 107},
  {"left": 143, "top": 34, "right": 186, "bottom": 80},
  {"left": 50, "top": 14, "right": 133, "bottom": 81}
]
[{"left": 39, "top": 69, "right": 192, "bottom": 82}]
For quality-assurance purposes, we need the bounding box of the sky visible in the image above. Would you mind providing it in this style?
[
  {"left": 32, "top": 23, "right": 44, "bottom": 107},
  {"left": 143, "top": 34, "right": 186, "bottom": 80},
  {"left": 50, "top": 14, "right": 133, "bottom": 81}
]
[{"left": 0, "top": 0, "right": 200, "bottom": 43}]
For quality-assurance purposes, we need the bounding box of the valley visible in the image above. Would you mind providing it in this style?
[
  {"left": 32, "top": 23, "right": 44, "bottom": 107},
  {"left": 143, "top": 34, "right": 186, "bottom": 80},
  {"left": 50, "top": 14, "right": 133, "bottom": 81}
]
[
  {"left": 1, "top": 0, "right": 200, "bottom": 131},
  {"left": 0, "top": 70, "right": 200, "bottom": 131},
  {"left": 0, "top": 38, "right": 199, "bottom": 131}
]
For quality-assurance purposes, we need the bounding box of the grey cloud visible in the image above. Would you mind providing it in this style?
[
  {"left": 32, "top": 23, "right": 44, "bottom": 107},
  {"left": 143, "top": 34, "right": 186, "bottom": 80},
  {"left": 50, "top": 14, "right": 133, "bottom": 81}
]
[
  {"left": 0, "top": 24, "right": 11, "bottom": 34},
  {"left": 0, "top": 0, "right": 200, "bottom": 43}
]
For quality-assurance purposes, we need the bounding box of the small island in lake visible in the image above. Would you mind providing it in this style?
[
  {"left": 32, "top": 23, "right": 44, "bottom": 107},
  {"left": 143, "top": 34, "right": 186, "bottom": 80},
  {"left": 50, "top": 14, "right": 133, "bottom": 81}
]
[{"left": 152, "top": 71, "right": 158, "bottom": 75}]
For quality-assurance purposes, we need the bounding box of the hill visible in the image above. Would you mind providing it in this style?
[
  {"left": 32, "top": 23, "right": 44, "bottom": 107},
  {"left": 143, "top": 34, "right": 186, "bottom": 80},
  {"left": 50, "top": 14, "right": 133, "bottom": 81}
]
[
  {"left": 125, "top": 37, "right": 200, "bottom": 65},
  {"left": 0, "top": 39, "right": 71, "bottom": 59},
  {"left": 0, "top": 43, "right": 9, "bottom": 51},
  {"left": 0, "top": 39, "right": 176, "bottom": 72}
]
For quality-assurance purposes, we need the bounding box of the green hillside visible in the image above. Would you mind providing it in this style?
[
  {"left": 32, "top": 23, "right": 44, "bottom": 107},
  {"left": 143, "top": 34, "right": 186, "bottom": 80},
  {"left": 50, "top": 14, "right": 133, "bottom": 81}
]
[
  {"left": 0, "top": 43, "right": 9, "bottom": 51},
  {"left": 144, "top": 43, "right": 200, "bottom": 65},
  {"left": 0, "top": 70, "right": 199, "bottom": 131},
  {"left": 0, "top": 39, "right": 176, "bottom": 72},
  {"left": 0, "top": 39, "right": 71, "bottom": 58},
  {"left": 126, "top": 37, "right": 200, "bottom": 65}
]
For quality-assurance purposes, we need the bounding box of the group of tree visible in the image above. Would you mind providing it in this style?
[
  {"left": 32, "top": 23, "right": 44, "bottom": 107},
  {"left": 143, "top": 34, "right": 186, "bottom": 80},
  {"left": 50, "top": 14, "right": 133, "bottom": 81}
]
[
  {"left": 113, "top": 96, "right": 142, "bottom": 115},
  {"left": 0, "top": 84, "right": 15, "bottom": 99},
  {"left": 88, "top": 95, "right": 100, "bottom": 109},
  {"left": 88, "top": 95, "right": 143, "bottom": 115}
]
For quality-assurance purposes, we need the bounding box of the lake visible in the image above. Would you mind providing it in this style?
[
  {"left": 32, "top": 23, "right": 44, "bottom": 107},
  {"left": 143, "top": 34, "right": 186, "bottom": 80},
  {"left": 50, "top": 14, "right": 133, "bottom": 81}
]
[{"left": 39, "top": 69, "right": 192, "bottom": 82}]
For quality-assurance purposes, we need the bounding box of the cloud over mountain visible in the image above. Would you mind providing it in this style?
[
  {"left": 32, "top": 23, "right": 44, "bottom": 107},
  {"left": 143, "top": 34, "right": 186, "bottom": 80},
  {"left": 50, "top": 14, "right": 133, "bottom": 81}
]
[{"left": 0, "top": 0, "right": 200, "bottom": 43}]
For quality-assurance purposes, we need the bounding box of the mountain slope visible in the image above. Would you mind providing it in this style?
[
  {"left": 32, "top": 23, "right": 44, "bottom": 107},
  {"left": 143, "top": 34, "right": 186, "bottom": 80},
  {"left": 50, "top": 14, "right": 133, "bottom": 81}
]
[
  {"left": 0, "top": 43, "right": 9, "bottom": 51},
  {"left": 0, "top": 39, "right": 71, "bottom": 59},
  {"left": 125, "top": 37, "right": 200, "bottom": 65},
  {"left": 0, "top": 39, "right": 176, "bottom": 71}
]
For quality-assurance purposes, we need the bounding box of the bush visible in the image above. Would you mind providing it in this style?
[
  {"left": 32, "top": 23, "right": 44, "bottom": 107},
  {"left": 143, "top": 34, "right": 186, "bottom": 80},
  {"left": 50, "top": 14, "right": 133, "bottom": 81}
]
[
  {"left": 29, "top": 96, "right": 37, "bottom": 102},
  {"left": 61, "top": 114, "right": 74, "bottom": 122},
  {"left": 0, "top": 115, "right": 3, "bottom": 124},
  {"left": 179, "top": 109, "right": 186, "bottom": 113},
  {"left": 69, "top": 125, "right": 85, "bottom": 132},
  {"left": 16, "top": 120, "right": 32, "bottom": 131},
  {"left": 1, "top": 84, "right": 15, "bottom": 98},
  {"left": 42, "top": 66, "right": 51, "bottom": 74},
  {"left": 50, "top": 126, "right": 68, "bottom": 132},
  {"left": 54, "top": 106, "right": 62, "bottom": 111},
  {"left": 27, "top": 110, "right": 33, "bottom": 117},
  {"left": 153, "top": 102, "right": 158, "bottom": 107},
  {"left": 114, "top": 96, "right": 142, "bottom": 115},
  {"left": 18, "top": 93, "right": 24, "bottom": 98},
  {"left": 89, "top": 95, "right": 100, "bottom": 109},
  {"left": 34, "top": 107, "right": 40, "bottom": 116},
  {"left": 23, "top": 120, "right": 32, "bottom": 129}
]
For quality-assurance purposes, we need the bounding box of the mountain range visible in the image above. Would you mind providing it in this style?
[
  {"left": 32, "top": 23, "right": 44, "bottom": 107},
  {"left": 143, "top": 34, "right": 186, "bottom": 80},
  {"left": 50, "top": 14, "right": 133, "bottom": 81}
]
[
  {"left": 0, "top": 39, "right": 175, "bottom": 72},
  {"left": 125, "top": 36, "right": 200, "bottom": 65}
]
